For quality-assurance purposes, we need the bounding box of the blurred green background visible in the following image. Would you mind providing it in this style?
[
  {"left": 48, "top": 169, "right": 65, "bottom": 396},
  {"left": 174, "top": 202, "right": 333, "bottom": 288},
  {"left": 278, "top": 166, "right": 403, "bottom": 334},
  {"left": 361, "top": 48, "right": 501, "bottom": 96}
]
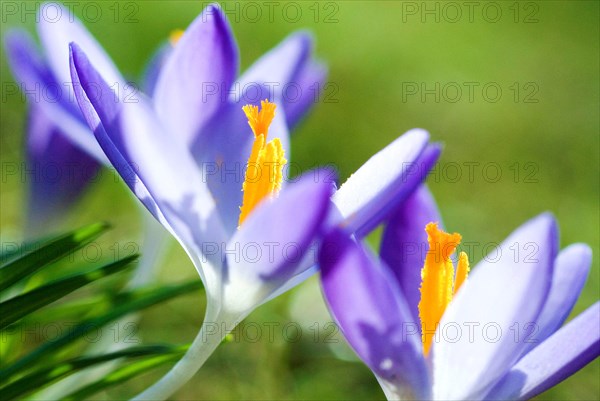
[{"left": 1, "top": 1, "right": 598, "bottom": 399}]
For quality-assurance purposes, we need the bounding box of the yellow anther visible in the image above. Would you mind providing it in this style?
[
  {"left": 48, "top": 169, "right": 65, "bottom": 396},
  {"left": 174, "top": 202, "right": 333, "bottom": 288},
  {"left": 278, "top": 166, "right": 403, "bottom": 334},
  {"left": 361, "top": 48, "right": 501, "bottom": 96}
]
[
  {"left": 418, "top": 222, "right": 468, "bottom": 356},
  {"left": 238, "top": 100, "right": 286, "bottom": 226},
  {"left": 454, "top": 252, "right": 470, "bottom": 295},
  {"left": 169, "top": 29, "right": 184, "bottom": 46}
]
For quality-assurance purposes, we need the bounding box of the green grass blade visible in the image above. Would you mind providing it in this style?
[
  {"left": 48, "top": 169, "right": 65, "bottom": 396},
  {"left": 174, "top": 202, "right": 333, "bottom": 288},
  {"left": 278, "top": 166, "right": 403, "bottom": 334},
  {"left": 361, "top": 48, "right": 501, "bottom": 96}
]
[
  {"left": 0, "top": 280, "right": 202, "bottom": 379},
  {"left": 61, "top": 345, "right": 189, "bottom": 400},
  {"left": 11, "top": 294, "right": 109, "bottom": 327},
  {"left": 0, "top": 223, "right": 109, "bottom": 293},
  {"left": 0, "top": 345, "right": 183, "bottom": 400},
  {"left": 0, "top": 255, "right": 138, "bottom": 330}
]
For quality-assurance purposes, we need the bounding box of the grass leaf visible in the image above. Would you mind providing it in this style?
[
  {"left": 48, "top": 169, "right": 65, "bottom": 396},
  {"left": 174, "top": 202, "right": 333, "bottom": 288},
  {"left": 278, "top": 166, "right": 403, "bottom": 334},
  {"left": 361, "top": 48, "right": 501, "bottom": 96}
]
[
  {"left": 0, "top": 223, "right": 109, "bottom": 293},
  {"left": 0, "top": 280, "right": 202, "bottom": 380},
  {"left": 0, "top": 344, "right": 185, "bottom": 400},
  {"left": 0, "top": 255, "right": 138, "bottom": 329}
]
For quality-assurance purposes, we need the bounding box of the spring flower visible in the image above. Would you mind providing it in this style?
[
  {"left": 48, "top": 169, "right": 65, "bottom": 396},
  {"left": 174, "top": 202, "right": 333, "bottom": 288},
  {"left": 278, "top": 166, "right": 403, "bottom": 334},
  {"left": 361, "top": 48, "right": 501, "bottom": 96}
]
[
  {"left": 320, "top": 186, "right": 599, "bottom": 400},
  {"left": 69, "top": 24, "right": 441, "bottom": 398},
  {"left": 5, "top": 2, "right": 326, "bottom": 397},
  {"left": 4, "top": 0, "right": 324, "bottom": 238}
]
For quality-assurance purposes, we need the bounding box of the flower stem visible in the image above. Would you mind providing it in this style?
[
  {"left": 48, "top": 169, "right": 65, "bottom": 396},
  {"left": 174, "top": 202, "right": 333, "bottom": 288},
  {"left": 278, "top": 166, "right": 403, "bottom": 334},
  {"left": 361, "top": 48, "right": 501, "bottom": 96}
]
[{"left": 131, "top": 308, "right": 235, "bottom": 400}]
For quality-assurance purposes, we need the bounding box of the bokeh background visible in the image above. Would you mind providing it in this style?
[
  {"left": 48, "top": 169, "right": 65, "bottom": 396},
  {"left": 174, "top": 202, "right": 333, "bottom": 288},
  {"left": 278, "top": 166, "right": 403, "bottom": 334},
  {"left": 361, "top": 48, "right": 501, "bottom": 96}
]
[{"left": 1, "top": 1, "right": 598, "bottom": 399}]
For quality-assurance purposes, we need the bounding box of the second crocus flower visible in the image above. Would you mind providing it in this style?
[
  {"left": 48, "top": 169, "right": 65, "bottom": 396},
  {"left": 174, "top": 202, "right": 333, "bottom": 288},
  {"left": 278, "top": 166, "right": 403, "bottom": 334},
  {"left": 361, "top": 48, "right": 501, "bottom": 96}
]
[{"left": 320, "top": 186, "right": 599, "bottom": 400}]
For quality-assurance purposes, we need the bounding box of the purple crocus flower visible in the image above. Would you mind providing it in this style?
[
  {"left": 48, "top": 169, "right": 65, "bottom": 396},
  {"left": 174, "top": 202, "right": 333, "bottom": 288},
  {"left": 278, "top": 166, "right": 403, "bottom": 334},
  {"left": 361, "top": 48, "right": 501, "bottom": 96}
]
[
  {"left": 4, "top": 1, "right": 325, "bottom": 275},
  {"left": 320, "top": 187, "right": 599, "bottom": 400},
  {"left": 68, "top": 12, "right": 441, "bottom": 396}
]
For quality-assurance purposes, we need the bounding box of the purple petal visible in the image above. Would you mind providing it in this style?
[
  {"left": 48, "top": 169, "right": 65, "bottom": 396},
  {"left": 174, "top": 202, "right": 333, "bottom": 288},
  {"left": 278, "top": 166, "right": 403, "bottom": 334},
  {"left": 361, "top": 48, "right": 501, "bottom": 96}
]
[
  {"left": 141, "top": 41, "right": 172, "bottom": 96},
  {"left": 433, "top": 213, "right": 558, "bottom": 400},
  {"left": 192, "top": 88, "right": 291, "bottom": 235},
  {"left": 485, "top": 302, "right": 600, "bottom": 400},
  {"left": 237, "top": 31, "right": 312, "bottom": 100},
  {"left": 70, "top": 43, "right": 228, "bottom": 280},
  {"left": 37, "top": 2, "right": 124, "bottom": 95},
  {"left": 524, "top": 243, "right": 592, "bottom": 353},
  {"left": 4, "top": 29, "right": 55, "bottom": 100},
  {"left": 226, "top": 170, "right": 333, "bottom": 276},
  {"left": 319, "top": 230, "right": 430, "bottom": 399},
  {"left": 380, "top": 185, "right": 441, "bottom": 333},
  {"left": 69, "top": 44, "right": 120, "bottom": 132},
  {"left": 153, "top": 4, "right": 238, "bottom": 146},
  {"left": 4, "top": 29, "right": 105, "bottom": 163},
  {"left": 235, "top": 31, "right": 324, "bottom": 129},
  {"left": 25, "top": 106, "right": 100, "bottom": 234},
  {"left": 282, "top": 59, "right": 328, "bottom": 129},
  {"left": 332, "top": 129, "right": 439, "bottom": 237},
  {"left": 71, "top": 43, "right": 168, "bottom": 222},
  {"left": 222, "top": 170, "right": 333, "bottom": 313}
]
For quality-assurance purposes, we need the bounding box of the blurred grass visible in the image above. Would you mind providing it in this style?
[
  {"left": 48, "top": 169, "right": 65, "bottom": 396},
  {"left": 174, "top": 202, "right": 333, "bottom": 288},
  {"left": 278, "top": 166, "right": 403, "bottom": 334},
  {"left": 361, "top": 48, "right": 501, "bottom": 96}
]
[{"left": 1, "top": 1, "right": 598, "bottom": 399}]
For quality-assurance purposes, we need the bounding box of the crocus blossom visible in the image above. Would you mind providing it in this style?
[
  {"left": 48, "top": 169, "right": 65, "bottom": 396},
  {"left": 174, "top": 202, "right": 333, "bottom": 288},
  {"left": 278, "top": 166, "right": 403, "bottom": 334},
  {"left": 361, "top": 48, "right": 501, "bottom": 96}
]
[
  {"left": 320, "top": 188, "right": 599, "bottom": 400},
  {"left": 69, "top": 17, "right": 441, "bottom": 396},
  {"left": 4, "top": 2, "right": 324, "bottom": 397},
  {"left": 4, "top": 1, "right": 324, "bottom": 246}
]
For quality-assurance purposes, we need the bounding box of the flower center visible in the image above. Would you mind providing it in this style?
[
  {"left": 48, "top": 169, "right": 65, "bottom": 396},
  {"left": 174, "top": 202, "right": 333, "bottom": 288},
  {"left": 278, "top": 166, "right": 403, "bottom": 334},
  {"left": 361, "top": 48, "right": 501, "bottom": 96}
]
[
  {"left": 418, "top": 222, "right": 470, "bottom": 356},
  {"left": 238, "top": 100, "right": 287, "bottom": 226}
]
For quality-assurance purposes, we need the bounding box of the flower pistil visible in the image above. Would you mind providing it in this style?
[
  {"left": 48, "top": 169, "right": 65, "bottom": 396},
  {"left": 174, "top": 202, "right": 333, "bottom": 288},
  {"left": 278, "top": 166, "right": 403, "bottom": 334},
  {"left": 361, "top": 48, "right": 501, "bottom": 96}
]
[
  {"left": 238, "top": 100, "right": 287, "bottom": 226},
  {"left": 418, "top": 222, "right": 470, "bottom": 355}
]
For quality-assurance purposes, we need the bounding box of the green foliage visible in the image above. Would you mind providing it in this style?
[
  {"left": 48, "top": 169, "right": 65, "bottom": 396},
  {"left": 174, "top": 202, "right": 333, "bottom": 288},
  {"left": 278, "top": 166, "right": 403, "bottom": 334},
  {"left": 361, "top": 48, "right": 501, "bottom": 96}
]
[
  {"left": 0, "top": 345, "right": 185, "bottom": 400},
  {"left": 0, "top": 223, "right": 108, "bottom": 292},
  {"left": 0, "top": 225, "right": 201, "bottom": 400},
  {"left": 0, "top": 255, "right": 137, "bottom": 329},
  {"left": 61, "top": 346, "right": 189, "bottom": 401}
]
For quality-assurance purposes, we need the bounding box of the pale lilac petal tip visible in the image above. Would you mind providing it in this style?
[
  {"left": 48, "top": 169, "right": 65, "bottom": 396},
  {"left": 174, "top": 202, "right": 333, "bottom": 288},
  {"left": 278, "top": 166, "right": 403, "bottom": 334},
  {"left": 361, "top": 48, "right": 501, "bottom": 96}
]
[
  {"left": 486, "top": 302, "right": 600, "bottom": 400},
  {"left": 332, "top": 129, "right": 435, "bottom": 237},
  {"left": 525, "top": 243, "right": 592, "bottom": 353}
]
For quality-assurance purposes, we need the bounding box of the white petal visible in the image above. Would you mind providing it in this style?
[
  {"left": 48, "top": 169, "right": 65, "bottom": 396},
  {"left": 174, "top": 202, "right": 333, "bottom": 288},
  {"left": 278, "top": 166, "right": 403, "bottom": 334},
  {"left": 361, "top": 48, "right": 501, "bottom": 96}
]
[{"left": 433, "top": 214, "right": 557, "bottom": 400}]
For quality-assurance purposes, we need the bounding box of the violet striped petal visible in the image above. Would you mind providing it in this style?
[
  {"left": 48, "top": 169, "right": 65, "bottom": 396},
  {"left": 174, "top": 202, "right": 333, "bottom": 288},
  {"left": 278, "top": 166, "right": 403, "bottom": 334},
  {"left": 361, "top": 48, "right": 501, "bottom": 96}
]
[
  {"left": 222, "top": 170, "right": 333, "bottom": 314},
  {"left": 320, "top": 230, "right": 431, "bottom": 399},
  {"left": 433, "top": 213, "right": 558, "bottom": 400},
  {"left": 485, "top": 302, "right": 600, "bottom": 400},
  {"left": 380, "top": 185, "right": 442, "bottom": 333},
  {"left": 153, "top": 4, "right": 238, "bottom": 146}
]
